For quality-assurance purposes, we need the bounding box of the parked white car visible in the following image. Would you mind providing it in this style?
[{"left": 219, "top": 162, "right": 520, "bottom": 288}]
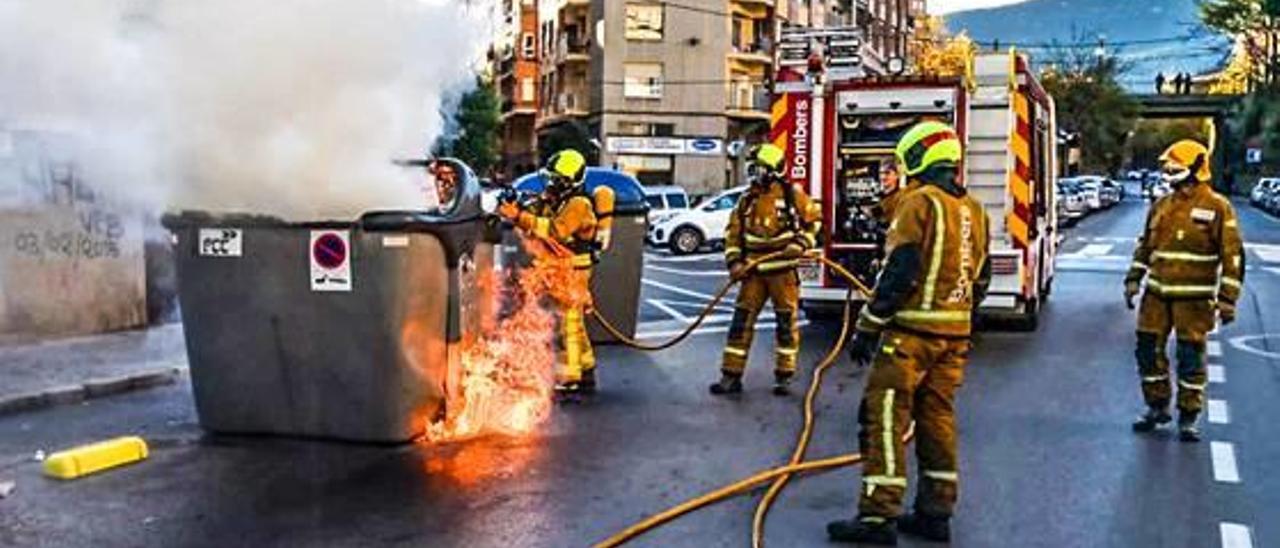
[
  {"left": 1250, "top": 178, "right": 1280, "bottom": 206},
  {"left": 647, "top": 186, "right": 746, "bottom": 255},
  {"left": 643, "top": 185, "right": 691, "bottom": 225},
  {"left": 1075, "top": 179, "right": 1104, "bottom": 210}
]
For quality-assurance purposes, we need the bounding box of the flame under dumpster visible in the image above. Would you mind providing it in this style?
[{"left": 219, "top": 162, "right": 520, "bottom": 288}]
[{"left": 162, "top": 161, "right": 488, "bottom": 443}]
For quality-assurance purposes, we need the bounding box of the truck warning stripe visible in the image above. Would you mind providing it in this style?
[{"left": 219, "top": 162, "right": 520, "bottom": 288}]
[{"left": 1007, "top": 93, "right": 1033, "bottom": 252}]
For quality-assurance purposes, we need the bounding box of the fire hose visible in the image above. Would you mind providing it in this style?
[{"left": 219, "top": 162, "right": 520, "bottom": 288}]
[{"left": 589, "top": 252, "right": 916, "bottom": 548}]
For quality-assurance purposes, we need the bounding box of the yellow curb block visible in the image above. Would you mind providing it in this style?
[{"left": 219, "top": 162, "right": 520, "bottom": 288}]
[{"left": 43, "top": 436, "right": 149, "bottom": 480}]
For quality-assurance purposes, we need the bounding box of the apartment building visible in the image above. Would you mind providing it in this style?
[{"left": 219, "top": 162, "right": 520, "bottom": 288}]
[
  {"left": 493, "top": 0, "right": 541, "bottom": 180},
  {"left": 501, "top": 0, "right": 923, "bottom": 195}
]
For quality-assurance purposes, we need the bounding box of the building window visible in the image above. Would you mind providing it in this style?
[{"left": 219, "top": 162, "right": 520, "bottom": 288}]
[
  {"left": 625, "top": 4, "right": 664, "bottom": 41},
  {"left": 520, "top": 77, "right": 535, "bottom": 103},
  {"left": 623, "top": 63, "right": 663, "bottom": 99},
  {"left": 618, "top": 121, "right": 676, "bottom": 136},
  {"left": 522, "top": 33, "right": 536, "bottom": 59}
]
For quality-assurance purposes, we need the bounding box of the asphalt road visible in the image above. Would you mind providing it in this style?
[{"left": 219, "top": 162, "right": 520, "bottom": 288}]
[{"left": 2, "top": 193, "right": 1278, "bottom": 547}]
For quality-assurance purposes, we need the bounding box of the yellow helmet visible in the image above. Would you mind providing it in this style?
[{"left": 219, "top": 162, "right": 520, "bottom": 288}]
[
  {"left": 895, "top": 121, "right": 963, "bottom": 178},
  {"left": 1159, "top": 139, "right": 1211, "bottom": 183},
  {"left": 543, "top": 149, "right": 587, "bottom": 193},
  {"left": 752, "top": 143, "right": 787, "bottom": 174}
]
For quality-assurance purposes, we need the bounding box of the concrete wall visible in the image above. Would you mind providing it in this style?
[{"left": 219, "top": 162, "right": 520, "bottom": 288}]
[{"left": 0, "top": 205, "right": 146, "bottom": 340}]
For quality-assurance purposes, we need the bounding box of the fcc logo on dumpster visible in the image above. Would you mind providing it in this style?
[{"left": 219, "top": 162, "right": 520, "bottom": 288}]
[
  {"left": 310, "top": 230, "right": 353, "bottom": 292},
  {"left": 198, "top": 228, "right": 242, "bottom": 257}
]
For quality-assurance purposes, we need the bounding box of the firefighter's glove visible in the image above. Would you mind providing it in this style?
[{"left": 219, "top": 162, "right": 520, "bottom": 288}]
[
  {"left": 729, "top": 261, "right": 751, "bottom": 281},
  {"left": 781, "top": 241, "right": 807, "bottom": 260},
  {"left": 1217, "top": 300, "right": 1237, "bottom": 326},
  {"left": 847, "top": 329, "right": 880, "bottom": 368},
  {"left": 1124, "top": 280, "right": 1140, "bottom": 310},
  {"left": 497, "top": 201, "right": 520, "bottom": 221}
]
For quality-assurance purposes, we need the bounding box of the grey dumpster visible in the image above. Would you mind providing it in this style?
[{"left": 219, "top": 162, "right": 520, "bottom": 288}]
[
  {"left": 163, "top": 159, "right": 486, "bottom": 443},
  {"left": 510, "top": 168, "right": 649, "bottom": 343}
]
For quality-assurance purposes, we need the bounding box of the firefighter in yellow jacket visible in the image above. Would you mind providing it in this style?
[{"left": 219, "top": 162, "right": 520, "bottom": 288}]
[
  {"left": 709, "top": 143, "right": 822, "bottom": 397},
  {"left": 1126, "top": 139, "right": 1244, "bottom": 442},
  {"left": 828, "top": 122, "right": 991, "bottom": 545},
  {"left": 499, "top": 150, "right": 600, "bottom": 397}
]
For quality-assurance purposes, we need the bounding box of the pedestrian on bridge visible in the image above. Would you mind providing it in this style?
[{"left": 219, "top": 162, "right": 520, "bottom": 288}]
[
  {"left": 1155, "top": 72, "right": 1166, "bottom": 94},
  {"left": 1125, "top": 139, "right": 1245, "bottom": 442},
  {"left": 828, "top": 122, "right": 992, "bottom": 545}
]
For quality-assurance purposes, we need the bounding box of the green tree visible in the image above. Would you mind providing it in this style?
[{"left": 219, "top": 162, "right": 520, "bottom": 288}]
[
  {"left": 1200, "top": 0, "right": 1280, "bottom": 89},
  {"left": 434, "top": 76, "right": 501, "bottom": 174},
  {"left": 1041, "top": 48, "right": 1140, "bottom": 174},
  {"left": 1126, "top": 119, "right": 1213, "bottom": 169}
]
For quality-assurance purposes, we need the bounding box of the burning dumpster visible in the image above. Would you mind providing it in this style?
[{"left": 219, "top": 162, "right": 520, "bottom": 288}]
[
  {"left": 163, "top": 159, "right": 486, "bottom": 443},
  {"left": 510, "top": 168, "right": 649, "bottom": 343}
]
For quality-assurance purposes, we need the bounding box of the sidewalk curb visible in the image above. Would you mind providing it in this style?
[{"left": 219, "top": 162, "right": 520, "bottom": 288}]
[{"left": 0, "top": 367, "right": 185, "bottom": 418}]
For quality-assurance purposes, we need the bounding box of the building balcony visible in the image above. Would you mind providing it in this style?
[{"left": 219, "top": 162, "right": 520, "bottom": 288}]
[
  {"left": 726, "top": 84, "right": 771, "bottom": 120},
  {"left": 731, "top": 0, "right": 775, "bottom": 7},
  {"left": 556, "top": 36, "right": 591, "bottom": 65},
  {"left": 728, "top": 41, "right": 772, "bottom": 67},
  {"left": 537, "top": 92, "right": 589, "bottom": 128}
]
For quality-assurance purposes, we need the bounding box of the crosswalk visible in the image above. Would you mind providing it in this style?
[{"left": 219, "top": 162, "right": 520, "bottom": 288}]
[{"left": 1057, "top": 237, "right": 1280, "bottom": 275}]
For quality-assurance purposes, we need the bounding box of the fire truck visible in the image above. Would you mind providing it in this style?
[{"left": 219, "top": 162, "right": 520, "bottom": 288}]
[{"left": 771, "top": 30, "right": 1059, "bottom": 329}]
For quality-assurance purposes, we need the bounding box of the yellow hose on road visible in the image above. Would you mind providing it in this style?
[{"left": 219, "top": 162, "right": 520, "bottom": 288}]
[{"left": 591, "top": 254, "right": 885, "bottom": 548}]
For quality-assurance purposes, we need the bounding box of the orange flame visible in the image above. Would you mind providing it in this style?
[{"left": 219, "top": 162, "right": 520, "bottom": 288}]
[{"left": 424, "top": 236, "right": 593, "bottom": 443}]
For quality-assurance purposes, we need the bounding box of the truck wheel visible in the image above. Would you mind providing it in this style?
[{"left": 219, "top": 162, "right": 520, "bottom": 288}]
[
  {"left": 1012, "top": 299, "right": 1040, "bottom": 332},
  {"left": 670, "top": 227, "right": 704, "bottom": 255}
]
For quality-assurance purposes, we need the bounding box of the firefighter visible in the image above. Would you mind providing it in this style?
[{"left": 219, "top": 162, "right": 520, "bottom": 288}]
[
  {"left": 498, "top": 149, "right": 600, "bottom": 397},
  {"left": 709, "top": 143, "right": 822, "bottom": 397},
  {"left": 1126, "top": 139, "right": 1244, "bottom": 442},
  {"left": 827, "top": 121, "right": 991, "bottom": 545}
]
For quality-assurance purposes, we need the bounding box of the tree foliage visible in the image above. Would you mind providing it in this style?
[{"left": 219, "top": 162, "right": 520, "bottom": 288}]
[
  {"left": 1200, "top": 0, "right": 1280, "bottom": 89},
  {"left": 433, "top": 76, "right": 502, "bottom": 175},
  {"left": 1040, "top": 46, "right": 1140, "bottom": 173},
  {"left": 913, "top": 16, "right": 977, "bottom": 81},
  {"left": 1126, "top": 119, "right": 1213, "bottom": 169}
]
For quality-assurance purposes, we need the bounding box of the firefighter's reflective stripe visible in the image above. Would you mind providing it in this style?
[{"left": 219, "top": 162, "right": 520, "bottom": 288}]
[
  {"left": 745, "top": 231, "right": 796, "bottom": 249},
  {"left": 533, "top": 217, "right": 551, "bottom": 239},
  {"left": 895, "top": 310, "right": 970, "bottom": 324},
  {"left": 1152, "top": 251, "right": 1220, "bottom": 263},
  {"left": 864, "top": 475, "right": 908, "bottom": 487},
  {"left": 1221, "top": 277, "right": 1243, "bottom": 290},
  {"left": 776, "top": 347, "right": 799, "bottom": 357},
  {"left": 724, "top": 345, "right": 747, "bottom": 357},
  {"left": 1179, "top": 380, "right": 1206, "bottom": 391},
  {"left": 756, "top": 259, "right": 800, "bottom": 273},
  {"left": 798, "top": 231, "right": 818, "bottom": 248},
  {"left": 1143, "top": 374, "right": 1170, "bottom": 383},
  {"left": 860, "top": 308, "right": 891, "bottom": 327},
  {"left": 1131, "top": 261, "right": 1149, "bottom": 272},
  {"left": 571, "top": 254, "right": 593, "bottom": 269},
  {"left": 882, "top": 389, "right": 897, "bottom": 477},
  {"left": 921, "top": 195, "right": 946, "bottom": 309},
  {"left": 1147, "top": 279, "right": 1218, "bottom": 296},
  {"left": 923, "top": 470, "right": 958, "bottom": 482}
]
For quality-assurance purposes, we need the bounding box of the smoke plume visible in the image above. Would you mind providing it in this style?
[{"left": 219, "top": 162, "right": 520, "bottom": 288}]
[{"left": 0, "top": 0, "right": 485, "bottom": 219}]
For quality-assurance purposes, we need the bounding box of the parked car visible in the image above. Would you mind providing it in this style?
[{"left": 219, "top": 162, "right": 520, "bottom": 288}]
[
  {"left": 1056, "top": 180, "right": 1088, "bottom": 226},
  {"left": 647, "top": 186, "right": 747, "bottom": 254},
  {"left": 1078, "top": 176, "right": 1119, "bottom": 207},
  {"left": 1250, "top": 178, "right": 1280, "bottom": 207},
  {"left": 1262, "top": 182, "right": 1280, "bottom": 215},
  {"left": 642, "top": 185, "right": 691, "bottom": 225},
  {"left": 1073, "top": 178, "right": 1105, "bottom": 210}
]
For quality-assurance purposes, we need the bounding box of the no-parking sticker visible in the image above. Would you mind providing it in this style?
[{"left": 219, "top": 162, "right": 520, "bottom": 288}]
[{"left": 310, "top": 230, "right": 352, "bottom": 292}]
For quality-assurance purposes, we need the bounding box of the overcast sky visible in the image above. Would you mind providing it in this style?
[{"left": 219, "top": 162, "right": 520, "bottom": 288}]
[{"left": 929, "top": 0, "right": 1031, "bottom": 14}]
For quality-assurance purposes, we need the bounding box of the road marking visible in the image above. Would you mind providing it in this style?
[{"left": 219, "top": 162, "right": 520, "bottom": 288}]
[
  {"left": 645, "top": 253, "right": 720, "bottom": 264},
  {"left": 1079, "top": 243, "right": 1115, "bottom": 256},
  {"left": 646, "top": 264, "right": 729, "bottom": 277},
  {"left": 1208, "top": 365, "right": 1225, "bottom": 384},
  {"left": 1250, "top": 243, "right": 1280, "bottom": 264},
  {"left": 1266, "top": 267, "right": 1280, "bottom": 277},
  {"left": 1210, "top": 441, "right": 1241, "bottom": 483},
  {"left": 1229, "top": 334, "right": 1280, "bottom": 360},
  {"left": 1056, "top": 253, "right": 1128, "bottom": 262},
  {"left": 1208, "top": 399, "right": 1230, "bottom": 424},
  {"left": 655, "top": 298, "right": 736, "bottom": 314},
  {"left": 642, "top": 278, "right": 720, "bottom": 301},
  {"left": 1208, "top": 341, "right": 1223, "bottom": 358},
  {"left": 637, "top": 320, "right": 809, "bottom": 341},
  {"left": 1220, "top": 523, "right": 1254, "bottom": 548},
  {"left": 646, "top": 299, "right": 691, "bottom": 323}
]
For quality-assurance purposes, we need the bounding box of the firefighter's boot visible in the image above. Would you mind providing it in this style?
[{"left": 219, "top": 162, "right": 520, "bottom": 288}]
[
  {"left": 897, "top": 512, "right": 950, "bottom": 542},
  {"left": 709, "top": 373, "right": 743, "bottom": 396},
  {"left": 1132, "top": 407, "right": 1172, "bottom": 433},
  {"left": 579, "top": 369, "right": 597, "bottom": 396},
  {"left": 772, "top": 373, "right": 793, "bottom": 397},
  {"left": 554, "top": 382, "right": 581, "bottom": 403},
  {"left": 827, "top": 517, "right": 898, "bottom": 545},
  {"left": 1178, "top": 412, "right": 1202, "bottom": 443}
]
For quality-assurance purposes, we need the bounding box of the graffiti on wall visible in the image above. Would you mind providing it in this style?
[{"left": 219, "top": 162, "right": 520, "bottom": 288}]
[{"left": 7, "top": 161, "right": 130, "bottom": 261}]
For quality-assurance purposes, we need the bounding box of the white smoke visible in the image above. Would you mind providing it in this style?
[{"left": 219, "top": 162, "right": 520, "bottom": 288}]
[{"left": 0, "top": 0, "right": 486, "bottom": 220}]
